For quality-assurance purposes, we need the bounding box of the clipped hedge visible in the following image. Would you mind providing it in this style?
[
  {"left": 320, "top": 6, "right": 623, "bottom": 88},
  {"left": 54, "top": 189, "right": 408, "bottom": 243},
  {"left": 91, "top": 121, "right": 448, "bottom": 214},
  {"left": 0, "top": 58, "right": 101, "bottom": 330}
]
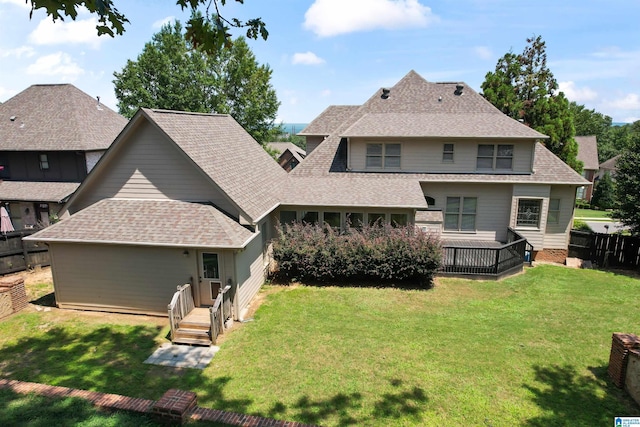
[{"left": 272, "top": 222, "right": 442, "bottom": 287}]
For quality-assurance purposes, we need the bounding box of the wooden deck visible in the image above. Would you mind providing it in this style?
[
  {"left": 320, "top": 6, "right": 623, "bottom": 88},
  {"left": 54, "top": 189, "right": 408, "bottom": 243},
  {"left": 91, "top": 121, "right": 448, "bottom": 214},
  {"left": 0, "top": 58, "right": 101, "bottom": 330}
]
[{"left": 173, "top": 308, "right": 212, "bottom": 346}]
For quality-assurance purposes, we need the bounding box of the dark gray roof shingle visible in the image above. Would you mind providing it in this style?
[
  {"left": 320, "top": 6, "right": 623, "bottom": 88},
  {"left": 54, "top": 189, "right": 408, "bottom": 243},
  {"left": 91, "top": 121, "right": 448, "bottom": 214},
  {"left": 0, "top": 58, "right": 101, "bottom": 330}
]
[
  {"left": 132, "top": 109, "right": 287, "bottom": 222},
  {"left": 0, "top": 181, "right": 79, "bottom": 202},
  {"left": 26, "top": 199, "right": 254, "bottom": 247},
  {"left": 0, "top": 84, "right": 127, "bottom": 151},
  {"left": 293, "top": 70, "right": 586, "bottom": 185},
  {"left": 575, "top": 135, "right": 599, "bottom": 170}
]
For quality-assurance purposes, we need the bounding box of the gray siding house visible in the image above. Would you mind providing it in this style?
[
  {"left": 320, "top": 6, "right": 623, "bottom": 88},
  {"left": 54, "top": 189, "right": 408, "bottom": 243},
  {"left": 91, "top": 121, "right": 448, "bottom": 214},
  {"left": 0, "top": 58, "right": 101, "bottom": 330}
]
[
  {"left": 0, "top": 84, "right": 127, "bottom": 228},
  {"left": 294, "top": 70, "right": 589, "bottom": 263},
  {"left": 26, "top": 108, "right": 287, "bottom": 318}
]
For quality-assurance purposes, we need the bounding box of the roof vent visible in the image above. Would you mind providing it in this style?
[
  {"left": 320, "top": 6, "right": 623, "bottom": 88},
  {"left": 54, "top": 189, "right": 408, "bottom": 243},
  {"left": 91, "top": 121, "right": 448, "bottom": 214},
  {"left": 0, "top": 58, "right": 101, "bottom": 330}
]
[
  {"left": 9, "top": 116, "right": 16, "bottom": 121},
  {"left": 96, "top": 96, "right": 103, "bottom": 111},
  {"left": 454, "top": 84, "right": 464, "bottom": 95},
  {"left": 438, "top": 96, "right": 442, "bottom": 102},
  {"left": 381, "top": 88, "right": 390, "bottom": 99}
]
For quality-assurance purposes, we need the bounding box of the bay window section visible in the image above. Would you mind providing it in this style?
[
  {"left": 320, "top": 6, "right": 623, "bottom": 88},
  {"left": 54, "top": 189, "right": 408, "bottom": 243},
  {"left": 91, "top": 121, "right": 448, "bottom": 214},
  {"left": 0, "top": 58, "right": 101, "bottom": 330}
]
[{"left": 516, "top": 199, "right": 542, "bottom": 227}]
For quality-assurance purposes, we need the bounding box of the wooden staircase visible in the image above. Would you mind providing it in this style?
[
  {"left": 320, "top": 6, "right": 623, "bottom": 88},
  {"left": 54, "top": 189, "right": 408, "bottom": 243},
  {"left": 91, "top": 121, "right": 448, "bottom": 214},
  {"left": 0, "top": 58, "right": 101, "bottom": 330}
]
[{"left": 173, "top": 308, "right": 212, "bottom": 346}]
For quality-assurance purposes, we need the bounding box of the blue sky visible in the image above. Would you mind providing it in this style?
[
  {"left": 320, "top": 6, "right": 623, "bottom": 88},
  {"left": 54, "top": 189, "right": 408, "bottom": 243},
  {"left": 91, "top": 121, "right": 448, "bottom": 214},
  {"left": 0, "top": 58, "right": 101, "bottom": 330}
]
[{"left": 0, "top": 0, "right": 639, "bottom": 124}]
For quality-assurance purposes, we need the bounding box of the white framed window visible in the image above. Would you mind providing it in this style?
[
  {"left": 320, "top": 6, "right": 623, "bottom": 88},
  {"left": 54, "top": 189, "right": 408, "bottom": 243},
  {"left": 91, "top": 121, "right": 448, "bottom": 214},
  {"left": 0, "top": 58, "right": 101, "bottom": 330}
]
[
  {"left": 346, "top": 212, "right": 364, "bottom": 229},
  {"left": 323, "top": 212, "right": 341, "bottom": 228},
  {"left": 368, "top": 212, "right": 386, "bottom": 226},
  {"left": 390, "top": 213, "right": 408, "bottom": 227},
  {"left": 444, "top": 197, "right": 477, "bottom": 231},
  {"left": 279, "top": 210, "right": 297, "bottom": 224},
  {"left": 517, "top": 199, "right": 542, "bottom": 227},
  {"left": 547, "top": 199, "right": 560, "bottom": 225},
  {"left": 476, "top": 144, "right": 513, "bottom": 170},
  {"left": 366, "top": 143, "right": 401, "bottom": 169},
  {"left": 443, "top": 143, "right": 454, "bottom": 162}
]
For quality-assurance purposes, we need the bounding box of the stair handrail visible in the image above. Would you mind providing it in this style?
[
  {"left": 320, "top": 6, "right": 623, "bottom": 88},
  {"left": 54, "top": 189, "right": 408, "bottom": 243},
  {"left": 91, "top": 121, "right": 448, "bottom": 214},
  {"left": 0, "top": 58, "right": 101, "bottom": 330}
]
[
  {"left": 168, "top": 283, "right": 195, "bottom": 341},
  {"left": 209, "top": 285, "right": 232, "bottom": 344}
]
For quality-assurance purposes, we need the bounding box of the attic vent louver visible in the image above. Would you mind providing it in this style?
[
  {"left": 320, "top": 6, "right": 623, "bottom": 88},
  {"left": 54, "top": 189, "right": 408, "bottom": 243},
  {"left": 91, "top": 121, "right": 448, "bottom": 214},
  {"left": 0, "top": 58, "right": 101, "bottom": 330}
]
[
  {"left": 454, "top": 84, "right": 464, "bottom": 96},
  {"left": 381, "top": 88, "right": 390, "bottom": 99}
]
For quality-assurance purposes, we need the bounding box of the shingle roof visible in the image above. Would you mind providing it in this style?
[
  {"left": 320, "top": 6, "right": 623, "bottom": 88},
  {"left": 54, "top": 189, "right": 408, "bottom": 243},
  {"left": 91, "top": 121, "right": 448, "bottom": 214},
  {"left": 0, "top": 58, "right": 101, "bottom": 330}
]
[
  {"left": 25, "top": 199, "right": 254, "bottom": 248},
  {"left": 599, "top": 154, "right": 619, "bottom": 172},
  {"left": 299, "top": 105, "right": 360, "bottom": 136},
  {"left": 111, "top": 109, "right": 288, "bottom": 222},
  {"left": 268, "top": 142, "right": 306, "bottom": 162},
  {"left": 0, "top": 181, "right": 79, "bottom": 202},
  {"left": 0, "top": 84, "right": 127, "bottom": 151},
  {"left": 282, "top": 176, "right": 428, "bottom": 209},
  {"left": 293, "top": 70, "right": 586, "bottom": 186},
  {"left": 575, "top": 135, "right": 599, "bottom": 170}
]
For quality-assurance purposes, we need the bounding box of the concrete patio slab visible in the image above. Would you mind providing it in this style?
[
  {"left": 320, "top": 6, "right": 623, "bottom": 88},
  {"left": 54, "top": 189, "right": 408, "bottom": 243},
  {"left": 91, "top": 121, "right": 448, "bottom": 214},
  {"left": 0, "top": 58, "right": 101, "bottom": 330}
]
[{"left": 144, "top": 343, "right": 219, "bottom": 369}]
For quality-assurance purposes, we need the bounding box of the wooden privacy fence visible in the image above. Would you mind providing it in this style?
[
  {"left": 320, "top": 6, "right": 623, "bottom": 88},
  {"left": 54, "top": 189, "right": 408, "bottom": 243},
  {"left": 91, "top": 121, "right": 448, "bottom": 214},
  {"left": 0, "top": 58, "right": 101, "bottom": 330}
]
[
  {"left": 569, "top": 230, "right": 640, "bottom": 268},
  {"left": 0, "top": 230, "right": 49, "bottom": 275},
  {"left": 209, "top": 285, "right": 233, "bottom": 344},
  {"left": 441, "top": 228, "right": 532, "bottom": 278}
]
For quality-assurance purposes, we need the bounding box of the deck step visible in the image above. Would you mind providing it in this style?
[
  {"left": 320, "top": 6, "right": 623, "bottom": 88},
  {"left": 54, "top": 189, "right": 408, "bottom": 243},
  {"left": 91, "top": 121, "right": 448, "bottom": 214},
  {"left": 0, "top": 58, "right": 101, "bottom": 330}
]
[
  {"left": 172, "top": 336, "right": 212, "bottom": 346},
  {"left": 175, "top": 327, "right": 210, "bottom": 338},
  {"left": 178, "top": 321, "right": 210, "bottom": 331}
]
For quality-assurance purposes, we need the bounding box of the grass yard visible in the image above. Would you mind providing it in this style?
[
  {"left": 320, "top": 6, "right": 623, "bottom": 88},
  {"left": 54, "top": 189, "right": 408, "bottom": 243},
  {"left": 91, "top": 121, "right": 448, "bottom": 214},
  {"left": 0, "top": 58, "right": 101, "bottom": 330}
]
[
  {"left": 1, "top": 265, "right": 639, "bottom": 426},
  {"left": 575, "top": 208, "right": 613, "bottom": 219}
]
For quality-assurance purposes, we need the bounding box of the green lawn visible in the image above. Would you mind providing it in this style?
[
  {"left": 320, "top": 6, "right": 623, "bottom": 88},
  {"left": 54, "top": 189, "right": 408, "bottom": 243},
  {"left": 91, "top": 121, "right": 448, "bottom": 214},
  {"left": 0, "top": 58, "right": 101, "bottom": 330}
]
[
  {"left": 575, "top": 208, "right": 613, "bottom": 219},
  {"left": 1, "top": 265, "right": 639, "bottom": 426}
]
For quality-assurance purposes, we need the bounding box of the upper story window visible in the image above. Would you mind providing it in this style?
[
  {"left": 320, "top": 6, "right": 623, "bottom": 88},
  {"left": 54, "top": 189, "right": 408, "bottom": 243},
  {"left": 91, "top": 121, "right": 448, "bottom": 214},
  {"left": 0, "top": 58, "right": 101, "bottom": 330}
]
[
  {"left": 476, "top": 144, "right": 513, "bottom": 170},
  {"left": 442, "top": 143, "right": 454, "bottom": 162},
  {"left": 366, "top": 143, "right": 401, "bottom": 169},
  {"left": 39, "top": 153, "right": 49, "bottom": 170},
  {"left": 444, "top": 197, "right": 477, "bottom": 231},
  {"left": 516, "top": 199, "right": 542, "bottom": 228}
]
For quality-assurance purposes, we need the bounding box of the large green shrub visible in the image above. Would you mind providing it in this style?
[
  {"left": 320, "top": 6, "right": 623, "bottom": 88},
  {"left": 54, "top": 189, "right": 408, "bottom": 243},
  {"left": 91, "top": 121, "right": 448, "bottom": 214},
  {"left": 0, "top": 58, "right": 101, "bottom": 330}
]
[{"left": 272, "top": 222, "right": 442, "bottom": 286}]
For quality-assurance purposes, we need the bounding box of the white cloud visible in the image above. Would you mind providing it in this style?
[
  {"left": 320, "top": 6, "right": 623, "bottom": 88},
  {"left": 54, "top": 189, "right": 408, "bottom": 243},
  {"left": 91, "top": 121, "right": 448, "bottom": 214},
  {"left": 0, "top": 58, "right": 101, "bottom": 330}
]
[
  {"left": 0, "top": 46, "right": 35, "bottom": 58},
  {"left": 474, "top": 46, "right": 492, "bottom": 60},
  {"left": 0, "top": 86, "right": 18, "bottom": 100},
  {"left": 26, "top": 52, "right": 84, "bottom": 81},
  {"left": 28, "top": 17, "right": 105, "bottom": 49},
  {"left": 623, "top": 116, "right": 639, "bottom": 123},
  {"left": 558, "top": 81, "right": 598, "bottom": 102},
  {"left": 304, "top": 0, "right": 437, "bottom": 37},
  {"left": 0, "top": 0, "right": 29, "bottom": 8},
  {"left": 604, "top": 93, "right": 640, "bottom": 110},
  {"left": 292, "top": 51, "right": 325, "bottom": 65},
  {"left": 152, "top": 16, "right": 175, "bottom": 29}
]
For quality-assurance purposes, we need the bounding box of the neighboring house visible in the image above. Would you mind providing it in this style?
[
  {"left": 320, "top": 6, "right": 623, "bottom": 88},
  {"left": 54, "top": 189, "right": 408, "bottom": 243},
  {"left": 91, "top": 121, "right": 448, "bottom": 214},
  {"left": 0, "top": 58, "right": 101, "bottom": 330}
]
[
  {"left": 267, "top": 142, "right": 306, "bottom": 171},
  {"left": 293, "top": 70, "right": 589, "bottom": 263},
  {"left": 0, "top": 84, "right": 127, "bottom": 229},
  {"left": 574, "top": 135, "right": 599, "bottom": 201},
  {"left": 598, "top": 154, "right": 620, "bottom": 180}
]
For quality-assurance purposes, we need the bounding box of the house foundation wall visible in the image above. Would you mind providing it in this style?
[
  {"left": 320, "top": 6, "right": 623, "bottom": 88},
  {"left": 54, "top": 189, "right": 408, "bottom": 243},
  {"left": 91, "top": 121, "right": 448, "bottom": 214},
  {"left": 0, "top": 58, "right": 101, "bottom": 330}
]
[{"left": 532, "top": 249, "right": 568, "bottom": 264}]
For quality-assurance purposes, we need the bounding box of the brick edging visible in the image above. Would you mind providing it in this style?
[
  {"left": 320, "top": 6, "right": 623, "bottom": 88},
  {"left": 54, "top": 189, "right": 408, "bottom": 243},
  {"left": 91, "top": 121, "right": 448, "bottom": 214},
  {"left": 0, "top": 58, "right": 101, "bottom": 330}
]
[{"left": 0, "top": 379, "right": 314, "bottom": 427}]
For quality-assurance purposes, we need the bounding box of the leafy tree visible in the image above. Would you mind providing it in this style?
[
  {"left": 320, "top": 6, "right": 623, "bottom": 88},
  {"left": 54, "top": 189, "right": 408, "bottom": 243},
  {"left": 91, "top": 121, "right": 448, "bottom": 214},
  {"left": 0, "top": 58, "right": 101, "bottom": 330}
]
[
  {"left": 113, "top": 22, "right": 279, "bottom": 144},
  {"left": 613, "top": 135, "right": 640, "bottom": 234},
  {"left": 591, "top": 172, "right": 616, "bottom": 210},
  {"left": 481, "top": 36, "right": 582, "bottom": 172},
  {"left": 24, "top": 0, "right": 267, "bottom": 53},
  {"left": 569, "top": 102, "right": 615, "bottom": 162}
]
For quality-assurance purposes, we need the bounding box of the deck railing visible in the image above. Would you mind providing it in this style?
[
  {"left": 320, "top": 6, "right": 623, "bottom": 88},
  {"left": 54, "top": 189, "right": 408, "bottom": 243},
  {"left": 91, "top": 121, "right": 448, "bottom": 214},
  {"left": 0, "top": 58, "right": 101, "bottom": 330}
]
[
  {"left": 209, "top": 285, "right": 233, "bottom": 344},
  {"left": 167, "top": 283, "right": 195, "bottom": 341},
  {"left": 441, "top": 228, "right": 531, "bottom": 277}
]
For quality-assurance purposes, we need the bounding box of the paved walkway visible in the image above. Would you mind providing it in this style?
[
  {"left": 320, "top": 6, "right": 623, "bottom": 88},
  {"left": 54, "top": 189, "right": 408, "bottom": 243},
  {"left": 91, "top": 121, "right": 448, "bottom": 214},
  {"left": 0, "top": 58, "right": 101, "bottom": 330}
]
[{"left": 144, "top": 343, "right": 219, "bottom": 369}]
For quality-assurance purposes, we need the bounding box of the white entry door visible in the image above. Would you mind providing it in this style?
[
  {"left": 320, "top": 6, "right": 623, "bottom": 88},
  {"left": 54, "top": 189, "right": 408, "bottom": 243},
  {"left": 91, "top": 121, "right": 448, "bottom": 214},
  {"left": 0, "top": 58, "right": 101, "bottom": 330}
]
[{"left": 199, "top": 252, "right": 223, "bottom": 306}]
